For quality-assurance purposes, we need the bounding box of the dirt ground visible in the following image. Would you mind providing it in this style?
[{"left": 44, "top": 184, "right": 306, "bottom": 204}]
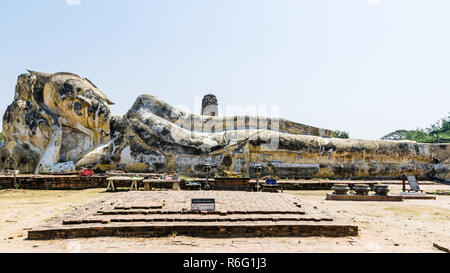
[{"left": 0, "top": 182, "right": 449, "bottom": 253}]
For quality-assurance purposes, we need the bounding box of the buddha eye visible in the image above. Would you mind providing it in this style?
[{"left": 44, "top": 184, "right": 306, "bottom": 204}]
[{"left": 73, "top": 102, "right": 83, "bottom": 116}]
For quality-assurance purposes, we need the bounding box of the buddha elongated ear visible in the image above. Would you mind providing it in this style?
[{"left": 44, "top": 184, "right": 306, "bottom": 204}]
[{"left": 27, "top": 70, "right": 51, "bottom": 82}]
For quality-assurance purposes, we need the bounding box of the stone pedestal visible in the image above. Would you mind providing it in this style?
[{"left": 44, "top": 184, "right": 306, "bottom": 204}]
[
  {"left": 332, "top": 184, "right": 350, "bottom": 195},
  {"left": 353, "top": 184, "right": 371, "bottom": 195},
  {"left": 373, "top": 185, "right": 390, "bottom": 196},
  {"left": 326, "top": 193, "right": 403, "bottom": 202}
]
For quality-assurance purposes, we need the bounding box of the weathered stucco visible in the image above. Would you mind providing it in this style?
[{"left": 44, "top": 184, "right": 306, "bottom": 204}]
[{"left": 1, "top": 71, "right": 449, "bottom": 181}]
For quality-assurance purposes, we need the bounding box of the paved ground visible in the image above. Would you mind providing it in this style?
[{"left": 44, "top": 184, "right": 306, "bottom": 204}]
[{"left": 0, "top": 182, "right": 449, "bottom": 253}]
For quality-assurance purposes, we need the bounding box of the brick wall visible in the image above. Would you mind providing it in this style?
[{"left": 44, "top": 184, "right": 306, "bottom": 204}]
[{"left": 0, "top": 175, "right": 108, "bottom": 190}]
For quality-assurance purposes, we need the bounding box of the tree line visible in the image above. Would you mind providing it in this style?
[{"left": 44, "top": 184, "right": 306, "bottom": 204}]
[{"left": 382, "top": 114, "right": 450, "bottom": 143}]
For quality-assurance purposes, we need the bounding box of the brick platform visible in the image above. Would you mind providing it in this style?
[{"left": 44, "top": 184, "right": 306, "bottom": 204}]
[
  {"left": 326, "top": 193, "right": 403, "bottom": 201},
  {"left": 28, "top": 191, "right": 358, "bottom": 239}
]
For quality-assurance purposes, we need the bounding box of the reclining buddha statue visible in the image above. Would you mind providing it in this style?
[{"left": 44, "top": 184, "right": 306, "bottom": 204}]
[{"left": 1, "top": 71, "right": 449, "bottom": 181}]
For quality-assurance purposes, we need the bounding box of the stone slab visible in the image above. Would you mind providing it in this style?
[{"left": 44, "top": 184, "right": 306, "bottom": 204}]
[
  {"left": 326, "top": 193, "right": 403, "bottom": 201},
  {"left": 399, "top": 192, "right": 437, "bottom": 200},
  {"left": 28, "top": 191, "right": 358, "bottom": 239}
]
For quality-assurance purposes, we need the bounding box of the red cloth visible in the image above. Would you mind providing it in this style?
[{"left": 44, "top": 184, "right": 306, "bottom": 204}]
[{"left": 81, "top": 169, "right": 94, "bottom": 176}]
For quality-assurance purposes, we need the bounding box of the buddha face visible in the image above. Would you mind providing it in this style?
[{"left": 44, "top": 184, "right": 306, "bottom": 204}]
[{"left": 43, "top": 73, "right": 114, "bottom": 145}]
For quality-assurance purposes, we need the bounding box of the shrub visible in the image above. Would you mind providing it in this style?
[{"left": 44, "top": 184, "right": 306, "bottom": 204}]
[{"left": 333, "top": 130, "right": 350, "bottom": 139}]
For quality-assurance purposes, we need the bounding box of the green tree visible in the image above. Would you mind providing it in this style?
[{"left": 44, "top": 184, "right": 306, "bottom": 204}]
[
  {"left": 333, "top": 130, "right": 350, "bottom": 139},
  {"left": 381, "top": 129, "right": 410, "bottom": 141},
  {"left": 381, "top": 114, "right": 450, "bottom": 143}
]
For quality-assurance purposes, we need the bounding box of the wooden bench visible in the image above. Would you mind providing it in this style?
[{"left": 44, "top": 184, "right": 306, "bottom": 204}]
[{"left": 106, "top": 176, "right": 144, "bottom": 192}]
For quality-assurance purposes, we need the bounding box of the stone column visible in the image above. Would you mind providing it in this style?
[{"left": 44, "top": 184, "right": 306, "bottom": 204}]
[{"left": 201, "top": 94, "right": 218, "bottom": 116}]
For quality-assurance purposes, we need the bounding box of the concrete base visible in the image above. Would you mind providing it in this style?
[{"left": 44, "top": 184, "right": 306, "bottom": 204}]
[
  {"left": 399, "top": 192, "right": 436, "bottom": 200},
  {"left": 326, "top": 193, "right": 403, "bottom": 201}
]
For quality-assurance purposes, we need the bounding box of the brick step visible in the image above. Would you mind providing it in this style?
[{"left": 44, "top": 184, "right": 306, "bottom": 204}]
[
  {"left": 114, "top": 205, "right": 164, "bottom": 210},
  {"left": 29, "top": 221, "right": 358, "bottom": 239},
  {"left": 63, "top": 214, "right": 331, "bottom": 225},
  {"left": 98, "top": 209, "right": 306, "bottom": 215}
]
